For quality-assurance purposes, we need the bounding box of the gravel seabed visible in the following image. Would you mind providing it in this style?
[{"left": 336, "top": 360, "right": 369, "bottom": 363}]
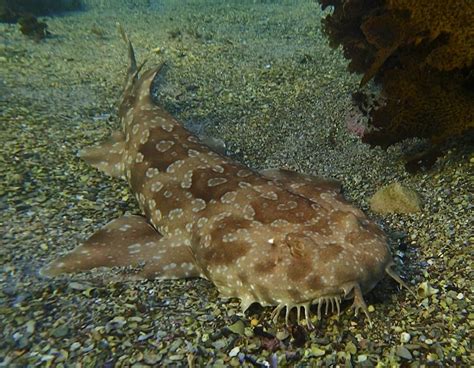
[{"left": 1, "top": 0, "right": 472, "bottom": 366}]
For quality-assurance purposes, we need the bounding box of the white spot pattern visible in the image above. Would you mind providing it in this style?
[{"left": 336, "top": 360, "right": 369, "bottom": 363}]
[
  {"left": 156, "top": 140, "right": 175, "bottom": 152},
  {"left": 208, "top": 177, "right": 228, "bottom": 187}
]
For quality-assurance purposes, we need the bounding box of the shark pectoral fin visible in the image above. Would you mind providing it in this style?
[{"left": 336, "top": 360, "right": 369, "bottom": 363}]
[
  {"left": 260, "top": 169, "right": 342, "bottom": 196},
  {"left": 79, "top": 130, "right": 125, "bottom": 178},
  {"left": 199, "top": 135, "right": 227, "bottom": 155},
  {"left": 40, "top": 215, "right": 158, "bottom": 277},
  {"left": 260, "top": 168, "right": 342, "bottom": 194},
  {"left": 40, "top": 215, "right": 199, "bottom": 280}
]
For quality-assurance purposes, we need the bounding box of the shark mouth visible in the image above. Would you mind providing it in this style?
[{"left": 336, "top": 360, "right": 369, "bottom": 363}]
[{"left": 271, "top": 262, "right": 413, "bottom": 329}]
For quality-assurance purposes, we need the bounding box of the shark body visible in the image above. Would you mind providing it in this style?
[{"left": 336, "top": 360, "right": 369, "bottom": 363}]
[{"left": 42, "top": 31, "right": 408, "bottom": 327}]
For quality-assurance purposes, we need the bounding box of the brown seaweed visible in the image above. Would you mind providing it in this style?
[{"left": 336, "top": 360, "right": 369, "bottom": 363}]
[
  {"left": 18, "top": 15, "right": 49, "bottom": 41},
  {"left": 319, "top": 0, "right": 474, "bottom": 170}
]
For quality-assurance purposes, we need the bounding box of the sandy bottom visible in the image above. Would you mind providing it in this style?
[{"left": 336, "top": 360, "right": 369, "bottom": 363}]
[{"left": 0, "top": 0, "right": 471, "bottom": 366}]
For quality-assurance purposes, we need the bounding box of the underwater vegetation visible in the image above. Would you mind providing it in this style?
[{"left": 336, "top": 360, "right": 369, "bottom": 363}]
[
  {"left": 0, "top": 0, "right": 82, "bottom": 22},
  {"left": 318, "top": 0, "right": 474, "bottom": 171},
  {"left": 1, "top": 0, "right": 82, "bottom": 41},
  {"left": 18, "top": 15, "right": 49, "bottom": 41}
]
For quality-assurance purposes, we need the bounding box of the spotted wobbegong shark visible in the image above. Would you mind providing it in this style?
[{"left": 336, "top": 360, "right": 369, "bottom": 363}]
[{"left": 42, "top": 27, "right": 412, "bottom": 328}]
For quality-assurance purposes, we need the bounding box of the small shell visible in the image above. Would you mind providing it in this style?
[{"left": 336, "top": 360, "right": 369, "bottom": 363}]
[{"left": 417, "top": 281, "right": 439, "bottom": 298}]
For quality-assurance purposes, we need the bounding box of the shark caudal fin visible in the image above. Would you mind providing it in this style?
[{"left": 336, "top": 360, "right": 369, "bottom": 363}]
[
  {"left": 79, "top": 25, "right": 163, "bottom": 179},
  {"left": 40, "top": 215, "right": 200, "bottom": 280},
  {"left": 117, "top": 23, "right": 137, "bottom": 76},
  {"left": 78, "top": 24, "right": 137, "bottom": 179},
  {"left": 117, "top": 23, "right": 161, "bottom": 95},
  {"left": 117, "top": 22, "right": 143, "bottom": 92}
]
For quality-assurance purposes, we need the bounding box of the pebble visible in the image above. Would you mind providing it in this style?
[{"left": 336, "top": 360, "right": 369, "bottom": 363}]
[
  {"left": 52, "top": 325, "right": 69, "bottom": 338},
  {"left": 25, "top": 320, "right": 35, "bottom": 335},
  {"left": 400, "top": 332, "right": 411, "bottom": 344},
  {"left": 345, "top": 341, "right": 357, "bottom": 355},
  {"left": 227, "top": 320, "right": 245, "bottom": 335},
  {"left": 70, "top": 342, "right": 81, "bottom": 351},
  {"left": 143, "top": 351, "right": 161, "bottom": 365},
  {"left": 309, "top": 346, "right": 325, "bottom": 357},
  {"left": 69, "top": 282, "right": 92, "bottom": 291},
  {"left": 396, "top": 346, "right": 413, "bottom": 360},
  {"left": 229, "top": 346, "right": 240, "bottom": 357}
]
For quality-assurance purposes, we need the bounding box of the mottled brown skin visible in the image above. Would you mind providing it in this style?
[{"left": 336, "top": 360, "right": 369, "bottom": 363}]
[{"left": 41, "top": 33, "right": 408, "bottom": 327}]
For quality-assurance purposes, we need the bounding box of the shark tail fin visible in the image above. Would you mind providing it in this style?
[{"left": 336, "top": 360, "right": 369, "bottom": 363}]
[
  {"left": 117, "top": 23, "right": 150, "bottom": 88},
  {"left": 79, "top": 26, "right": 166, "bottom": 179},
  {"left": 117, "top": 23, "right": 137, "bottom": 80}
]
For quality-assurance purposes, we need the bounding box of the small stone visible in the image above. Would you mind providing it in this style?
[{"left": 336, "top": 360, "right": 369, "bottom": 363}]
[
  {"left": 212, "top": 339, "right": 226, "bottom": 350},
  {"left": 17, "top": 336, "right": 29, "bottom": 349},
  {"left": 25, "top": 320, "right": 35, "bottom": 335},
  {"left": 41, "top": 355, "right": 56, "bottom": 362},
  {"left": 70, "top": 342, "right": 81, "bottom": 351},
  {"left": 82, "top": 344, "right": 94, "bottom": 353},
  {"left": 69, "top": 282, "right": 92, "bottom": 291},
  {"left": 227, "top": 320, "right": 245, "bottom": 335},
  {"left": 229, "top": 346, "right": 240, "bottom": 357},
  {"left": 52, "top": 325, "right": 69, "bottom": 338},
  {"left": 137, "top": 332, "right": 153, "bottom": 342},
  {"left": 369, "top": 182, "right": 422, "bottom": 214},
  {"left": 229, "top": 357, "right": 240, "bottom": 367},
  {"left": 168, "top": 338, "right": 183, "bottom": 352},
  {"left": 105, "top": 316, "right": 126, "bottom": 332},
  {"left": 396, "top": 346, "right": 413, "bottom": 360},
  {"left": 310, "top": 346, "right": 325, "bottom": 357},
  {"left": 143, "top": 351, "right": 161, "bottom": 364},
  {"left": 367, "top": 305, "right": 375, "bottom": 312},
  {"left": 276, "top": 330, "right": 290, "bottom": 340},
  {"left": 400, "top": 332, "right": 411, "bottom": 344},
  {"left": 345, "top": 341, "right": 357, "bottom": 355}
]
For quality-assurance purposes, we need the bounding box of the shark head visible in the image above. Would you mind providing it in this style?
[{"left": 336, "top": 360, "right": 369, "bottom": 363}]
[{"left": 185, "top": 168, "right": 397, "bottom": 327}]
